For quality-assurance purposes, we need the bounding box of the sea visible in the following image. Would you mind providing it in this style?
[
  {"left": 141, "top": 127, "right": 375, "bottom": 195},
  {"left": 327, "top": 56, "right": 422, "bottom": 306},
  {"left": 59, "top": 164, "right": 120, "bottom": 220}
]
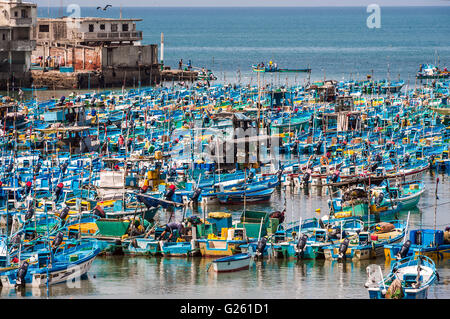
[
  {"left": 35, "top": 6, "right": 450, "bottom": 84},
  {"left": 2, "top": 6, "right": 449, "bottom": 299}
]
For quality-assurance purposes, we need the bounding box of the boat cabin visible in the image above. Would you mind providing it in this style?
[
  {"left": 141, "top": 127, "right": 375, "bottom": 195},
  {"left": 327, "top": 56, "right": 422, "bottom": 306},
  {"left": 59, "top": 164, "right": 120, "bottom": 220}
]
[
  {"left": 409, "top": 229, "right": 445, "bottom": 246},
  {"left": 37, "top": 126, "right": 97, "bottom": 154},
  {"left": 43, "top": 104, "right": 87, "bottom": 126}
]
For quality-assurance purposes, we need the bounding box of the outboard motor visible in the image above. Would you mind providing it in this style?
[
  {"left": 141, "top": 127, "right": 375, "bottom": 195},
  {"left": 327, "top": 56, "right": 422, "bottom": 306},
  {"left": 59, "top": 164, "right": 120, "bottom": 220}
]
[
  {"left": 15, "top": 261, "right": 29, "bottom": 288},
  {"left": 296, "top": 234, "right": 308, "bottom": 259},
  {"left": 370, "top": 162, "right": 379, "bottom": 172},
  {"left": 92, "top": 205, "right": 106, "bottom": 218},
  {"left": 396, "top": 240, "right": 411, "bottom": 260},
  {"left": 169, "top": 167, "right": 177, "bottom": 177},
  {"left": 404, "top": 153, "right": 410, "bottom": 163},
  {"left": 140, "top": 184, "right": 149, "bottom": 193},
  {"left": 23, "top": 181, "right": 32, "bottom": 196},
  {"left": 52, "top": 231, "right": 64, "bottom": 249},
  {"left": 165, "top": 185, "right": 176, "bottom": 201},
  {"left": 338, "top": 237, "right": 350, "bottom": 261},
  {"left": 59, "top": 206, "right": 70, "bottom": 221},
  {"left": 54, "top": 182, "right": 64, "bottom": 201},
  {"left": 256, "top": 237, "right": 267, "bottom": 259},
  {"left": 331, "top": 171, "right": 340, "bottom": 183},
  {"left": 190, "top": 188, "right": 202, "bottom": 203},
  {"left": 24, "top": 230, "right": 36, "bottom": 241},
  {"left": 276, "top": 169, "right": 283, "bottom": 182},
  {"left": 60, "top": 161, "right": 69, "bottom": 175},
  {"left": 315, "top": 140, "right": 323, "bottom": 155},
  {"left": 302, "top": 172, "right": 311, "bottom": 184},
  {"left": 375, "top": 192, "right": 384, "bottom": 206},
  {"left": 25, "top": 207, "right": 34, "bottom": 221},
  {"left": 34, "top": 162, "right": 42, "bottom": 175},
  {"left": 429, "top": 154, "right": 436, "bottom": 167}
]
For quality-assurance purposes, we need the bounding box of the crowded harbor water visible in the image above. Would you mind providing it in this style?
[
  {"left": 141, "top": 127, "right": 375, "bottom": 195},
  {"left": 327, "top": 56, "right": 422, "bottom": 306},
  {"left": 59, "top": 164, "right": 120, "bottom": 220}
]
[{"left": 0, "top": 4, "right": 449, "bottom": 301}]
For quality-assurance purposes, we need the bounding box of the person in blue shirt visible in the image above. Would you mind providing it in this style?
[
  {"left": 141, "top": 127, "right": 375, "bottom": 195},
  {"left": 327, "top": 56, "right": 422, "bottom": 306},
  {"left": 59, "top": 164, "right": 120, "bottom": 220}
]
[{"left": 158, "top": 222, "right": 185, "bottom": 241}]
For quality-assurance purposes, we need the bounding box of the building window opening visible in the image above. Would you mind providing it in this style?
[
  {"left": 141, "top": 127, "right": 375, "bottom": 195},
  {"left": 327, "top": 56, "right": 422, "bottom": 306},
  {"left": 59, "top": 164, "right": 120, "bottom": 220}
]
[{"left": 39, "top": 25, "right": 50, "bottom": 32}]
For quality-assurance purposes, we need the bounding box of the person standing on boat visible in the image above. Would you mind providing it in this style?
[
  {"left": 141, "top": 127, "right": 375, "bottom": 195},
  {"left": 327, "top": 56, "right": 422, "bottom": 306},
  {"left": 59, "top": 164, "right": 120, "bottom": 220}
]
[{"left": 158, "top": 222, "right": 185, "bottom": 241}]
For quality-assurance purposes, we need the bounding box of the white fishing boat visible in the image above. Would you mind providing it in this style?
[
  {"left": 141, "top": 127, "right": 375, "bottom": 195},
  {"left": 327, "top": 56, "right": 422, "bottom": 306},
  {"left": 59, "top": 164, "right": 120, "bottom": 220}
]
[{"left": 211, "top": 253, "right": 251, "bottom": 273}]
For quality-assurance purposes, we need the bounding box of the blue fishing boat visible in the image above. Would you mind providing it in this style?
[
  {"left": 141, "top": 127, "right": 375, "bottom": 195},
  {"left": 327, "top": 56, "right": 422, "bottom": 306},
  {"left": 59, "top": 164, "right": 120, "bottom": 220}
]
[
  {"left": 323, "top": 220, "right": 406, "bottom": 261},
  {"left": 384, "top": 228, "right": 450, "bottom": 261},
  {"left": 0, "top": 239, "right": 100, "bottom": 288},
  {"left": 365, "top": 255, "right": 438, "bottom": 299},
  {"left": 160, "top": 240, "right": 199, "bottom": 257},
  {"left": 122, "top": 237, "right": 160, "bottom": 256},
  {"left": 216, "top": 184, "right": 275, "bottom": 204}
]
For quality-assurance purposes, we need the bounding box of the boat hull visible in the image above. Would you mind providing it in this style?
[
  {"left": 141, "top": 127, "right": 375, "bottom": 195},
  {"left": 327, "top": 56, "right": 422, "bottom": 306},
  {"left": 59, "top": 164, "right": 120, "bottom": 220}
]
[{"left": 212, "top": 253, "right": 251, "bottom": 273}]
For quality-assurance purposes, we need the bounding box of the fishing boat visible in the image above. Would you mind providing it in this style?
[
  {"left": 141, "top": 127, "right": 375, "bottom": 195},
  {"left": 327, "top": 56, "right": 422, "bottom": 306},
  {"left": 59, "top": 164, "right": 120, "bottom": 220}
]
[
  {"left": 323, "top": 220, "right": 406, "bottom": 261},
  {"left": 0, "top": 239, "right": 100, "bottom": 288},
  {"left": 365, "top": 255, "right": 438, "bottom": 299},
  {"left": 388, "top": 181, "right": 425, "bottom": 211},
  {"left": 211, "top": 253, "right": 251, "bottom": 273},
  {"left": 159, "top": 240, "right": 199, "bottom": 257},
  {"left": 252, "top": 62, "right": 311, "bottom": 74},
  {"left": 416, "top": 64, "right": 450, "bottom": 79},
  {"left": 384, "top": 228, "right": 450, "bottom": 261},
  {"left": 197, "top": 227, "right": 251, "bottom": 257},
  {"left": 216, "top": 185, "right": 275, "bottom": 204}
]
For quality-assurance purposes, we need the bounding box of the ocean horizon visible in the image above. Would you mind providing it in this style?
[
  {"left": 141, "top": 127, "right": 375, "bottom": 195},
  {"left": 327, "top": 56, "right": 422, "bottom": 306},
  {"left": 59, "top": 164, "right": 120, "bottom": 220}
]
[{"left": 37, "top": 6, "right": 450, "bottom": 84}]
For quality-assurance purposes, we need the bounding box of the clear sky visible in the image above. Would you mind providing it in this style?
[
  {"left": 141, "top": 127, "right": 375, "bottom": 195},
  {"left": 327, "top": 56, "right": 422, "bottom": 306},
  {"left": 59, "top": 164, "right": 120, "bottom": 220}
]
[{"left": 36, "top": 0, "right": 450, "bottom": 7}]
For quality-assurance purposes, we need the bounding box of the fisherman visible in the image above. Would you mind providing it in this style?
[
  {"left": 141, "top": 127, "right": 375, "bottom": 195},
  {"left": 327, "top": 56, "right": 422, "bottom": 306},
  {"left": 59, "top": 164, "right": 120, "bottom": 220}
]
[
  {"left": 158, "top": 222, "right": 185, "bottom": 241},
  {"left": 179, "top": 59, "right": 183, "bottom": 70},
  {"left": 269, "top": 210, "right": 285, "bottom": 224}
]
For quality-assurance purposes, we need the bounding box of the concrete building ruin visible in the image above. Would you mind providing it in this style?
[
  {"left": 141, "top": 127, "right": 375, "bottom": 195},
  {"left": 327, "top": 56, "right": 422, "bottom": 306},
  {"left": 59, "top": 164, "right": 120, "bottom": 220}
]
[
  {"left": 31, "top": 16, "right": 160, "bottom": 89},
  {"left": 0, "top": 0, "right": 37, "bottom": 90}
]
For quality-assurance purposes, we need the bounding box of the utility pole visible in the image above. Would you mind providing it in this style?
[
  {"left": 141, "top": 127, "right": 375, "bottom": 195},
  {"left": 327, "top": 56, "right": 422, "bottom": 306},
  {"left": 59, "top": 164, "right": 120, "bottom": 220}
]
[{"left": 160, "top": 32, "right": 164, "bottom": 71}]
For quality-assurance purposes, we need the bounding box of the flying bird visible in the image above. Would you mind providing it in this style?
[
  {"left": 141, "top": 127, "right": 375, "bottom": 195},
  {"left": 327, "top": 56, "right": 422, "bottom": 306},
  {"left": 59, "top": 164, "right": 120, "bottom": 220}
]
[{"left": 97, "top": 5, "right": 112, "bottom": 11}]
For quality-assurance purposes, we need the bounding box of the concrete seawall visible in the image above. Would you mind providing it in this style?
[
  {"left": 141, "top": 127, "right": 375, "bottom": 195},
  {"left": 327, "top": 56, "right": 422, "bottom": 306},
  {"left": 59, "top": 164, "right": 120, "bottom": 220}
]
[{"left": 31, "top": 68, "right": 199, "bottom": 90}]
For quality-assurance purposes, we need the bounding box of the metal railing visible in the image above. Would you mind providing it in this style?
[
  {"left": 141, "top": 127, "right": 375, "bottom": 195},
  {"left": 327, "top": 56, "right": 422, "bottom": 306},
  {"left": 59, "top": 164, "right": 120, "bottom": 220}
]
[
  {"left": 78, "top": 31, "right": 142, "bottom": 41},
  {"left": 10, "top": 17, "right": 33, "bottom": 26}
]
